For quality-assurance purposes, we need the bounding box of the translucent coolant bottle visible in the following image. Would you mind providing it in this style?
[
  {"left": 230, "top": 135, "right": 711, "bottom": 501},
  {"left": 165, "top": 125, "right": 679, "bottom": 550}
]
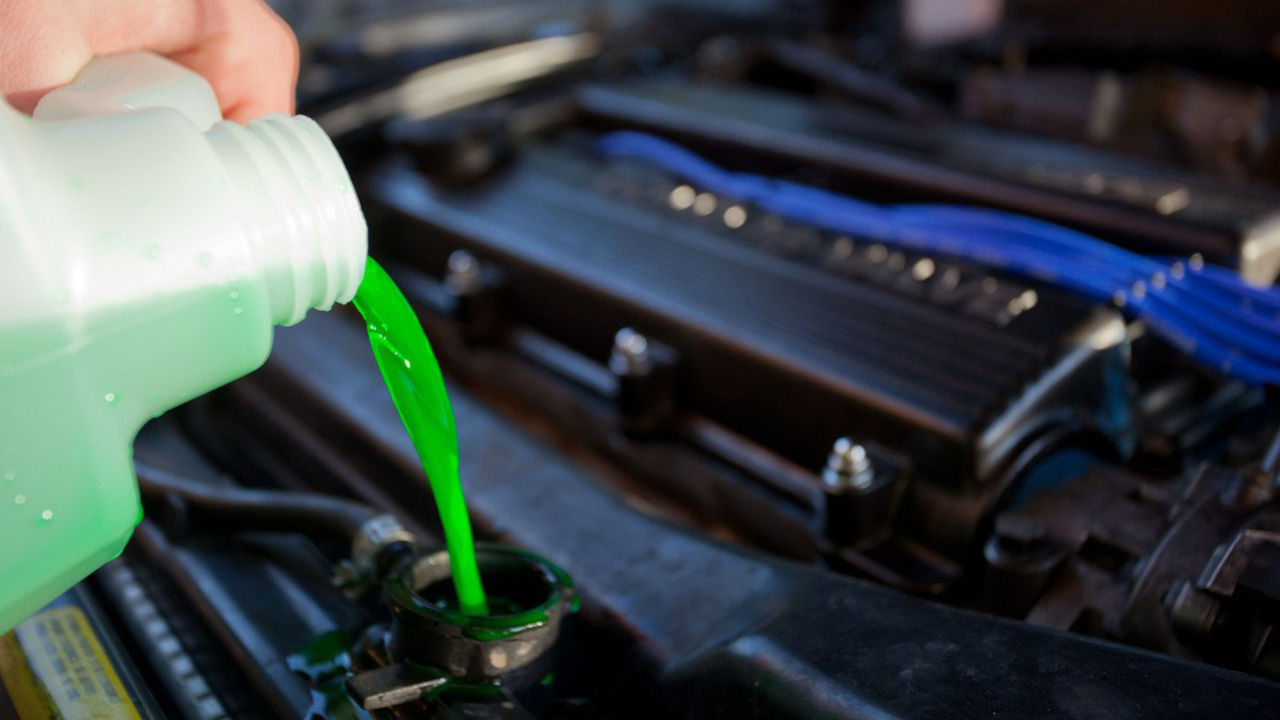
[{"left": 0, "top": 53, "right": 367, "bottom": 631}]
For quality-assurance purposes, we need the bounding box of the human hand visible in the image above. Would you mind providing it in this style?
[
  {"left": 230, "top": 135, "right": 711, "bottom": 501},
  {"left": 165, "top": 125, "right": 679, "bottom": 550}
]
[{"left": 0, "top": 0, "right": 298, "bottom": 122}]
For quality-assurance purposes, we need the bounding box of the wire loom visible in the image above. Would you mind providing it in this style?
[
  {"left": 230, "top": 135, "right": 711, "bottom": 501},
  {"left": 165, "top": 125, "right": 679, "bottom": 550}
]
[{"left": 596, "top": 131, "right": 1280, "bottom": 386}]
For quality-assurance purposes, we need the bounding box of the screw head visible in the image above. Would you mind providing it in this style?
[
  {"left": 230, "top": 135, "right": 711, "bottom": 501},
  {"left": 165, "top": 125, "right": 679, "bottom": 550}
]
[
  {"left": 446, "top": 250, "right": 482, "bottom": 293},
  {"left": 615, "top": 327, "right": 648, "bottom": 356},
  {"left": 993, "top": 514, "right": 1048, "bottom": 556},
  {"left": 610, "top": 328, "right": 652, "bottom": 375},
  {"left": 1166, "top": 581, "right": 1220, "bottom": 637},
  {"left": 823, "top": 437, "right": 875, "bottom": 490}
]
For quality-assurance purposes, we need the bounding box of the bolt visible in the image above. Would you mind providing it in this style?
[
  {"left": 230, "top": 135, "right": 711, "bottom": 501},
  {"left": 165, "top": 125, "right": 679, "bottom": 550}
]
[
  {"left": 723, "top": 205, "right": 747, "bottom": 229},
  {"left": 823, "top": 437, "right": 875, "bottom": 491},
  {"left": 911, "top": 257, "right": 936, "bottom": 281},
  {"left": 332, "top": 559, "right": 373, "bottom": 599},
  {"left": 1166, "top": 580, "right": 1220, "bottom": 638},
  {"left": 445, "top": 250, "right": 482, "bottom": 294},
  {"left": 993, "top": 514, "right": 1048, "bottom": 557},
  {"left": 669, "top": 184, "right": 695, "bottom": 210},
  {"left": 609, "top": 328, "right": 651, "bottom": 376}
]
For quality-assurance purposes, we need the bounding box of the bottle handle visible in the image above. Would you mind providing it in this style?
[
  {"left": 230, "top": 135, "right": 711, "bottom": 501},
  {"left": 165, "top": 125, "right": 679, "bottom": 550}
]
[{"left": 32, "top": 51, "right": 222, "bottom": 131}]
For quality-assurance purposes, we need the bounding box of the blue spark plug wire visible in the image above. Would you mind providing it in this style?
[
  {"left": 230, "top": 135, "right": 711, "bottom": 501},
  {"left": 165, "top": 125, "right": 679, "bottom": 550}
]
[{"left": 595, "top": 130, "right": 1280, "bottom": 385}]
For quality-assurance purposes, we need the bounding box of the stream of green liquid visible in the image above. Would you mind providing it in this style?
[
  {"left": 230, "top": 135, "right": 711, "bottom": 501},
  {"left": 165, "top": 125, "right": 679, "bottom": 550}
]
[{"left": 353, "top": 259, "right": 489, "bottom": 616}]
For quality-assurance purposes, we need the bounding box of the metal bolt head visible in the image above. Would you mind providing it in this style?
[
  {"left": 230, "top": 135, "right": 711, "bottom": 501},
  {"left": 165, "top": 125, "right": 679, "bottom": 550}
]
[
  {"left": 993, "top": 514, "right": 1048, "bottom": 556},
  {"left": 332, "top": 559, "right": 374, "bottom": 599},
  {"left": 610, "top": 327, "right": 651, "bottom": 375},
  {"left": 823, "top": 437, "right": 875, "bottom": 491},
  {"left": 1166, "top": 581, "right": 1220, "bottom": 638},
  {"left": 445, "top": 250, "right": 482, "bottom": 293}
]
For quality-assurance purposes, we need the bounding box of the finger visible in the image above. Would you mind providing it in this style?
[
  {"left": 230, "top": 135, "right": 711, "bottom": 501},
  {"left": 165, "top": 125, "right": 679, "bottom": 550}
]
[
  {"left": 165, "top": 0, "right": 299, "bottom": 122},
  {"left": 87, "top": 0, "right": 298, "bottom": 121},
  {"left": 0, "top": 1, "right": 93, "bottom": 111}
]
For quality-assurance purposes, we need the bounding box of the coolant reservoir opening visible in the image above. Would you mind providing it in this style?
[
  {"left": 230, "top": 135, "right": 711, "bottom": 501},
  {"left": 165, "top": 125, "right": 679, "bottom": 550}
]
[
  {"left": 415, "top": 552, "right": 557, "bottom": 617},
  {"left": 384, "top": 545, "right": 576, "bottom": 682},
  {"left": 390, "top": 545, "right": 575, "bottom": 628}
]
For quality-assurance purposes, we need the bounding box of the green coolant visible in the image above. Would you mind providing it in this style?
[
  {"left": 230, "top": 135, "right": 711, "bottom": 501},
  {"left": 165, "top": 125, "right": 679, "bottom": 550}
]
[
  {"left": 353, "top": 259, "right": 489, "bottom": 616},
  {"left": 0, "top": 276, "right": 277, "bottom": 633}
]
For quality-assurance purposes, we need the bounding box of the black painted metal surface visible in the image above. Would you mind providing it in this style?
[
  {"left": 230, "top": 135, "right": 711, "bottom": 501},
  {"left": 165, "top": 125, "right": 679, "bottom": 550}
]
[
  {"left": 367, "top": 146, "right": 1118, "bottom": 488},
  {"left": 576, "top": 81, "right": 1280, "bottom": 269},
  {"left": 168, "top": 309, "right": 1280, "bottom": 718}
]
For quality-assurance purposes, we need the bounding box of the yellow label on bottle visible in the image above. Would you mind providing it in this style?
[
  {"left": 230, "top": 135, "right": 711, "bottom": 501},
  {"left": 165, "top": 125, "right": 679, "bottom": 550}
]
[{"left": 0, "top": 606, "right": 142, "bottom": 719}]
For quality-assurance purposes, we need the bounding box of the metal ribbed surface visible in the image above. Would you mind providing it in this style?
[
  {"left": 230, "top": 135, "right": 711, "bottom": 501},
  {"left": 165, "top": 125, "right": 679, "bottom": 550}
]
[{"left": 378, "top": 147, "right": 1079, "bottom": 440}]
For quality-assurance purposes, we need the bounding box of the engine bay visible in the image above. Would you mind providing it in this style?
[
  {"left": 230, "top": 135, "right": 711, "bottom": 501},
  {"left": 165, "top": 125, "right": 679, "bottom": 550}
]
[{"left": 6, "top": 1, "right": 1280, "bottom": 717}]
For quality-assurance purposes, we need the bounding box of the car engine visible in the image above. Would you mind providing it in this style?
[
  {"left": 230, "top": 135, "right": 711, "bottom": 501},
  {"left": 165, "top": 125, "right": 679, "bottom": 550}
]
[{"left": 5, "top": 1, "right": 1280, "bottom": 718}]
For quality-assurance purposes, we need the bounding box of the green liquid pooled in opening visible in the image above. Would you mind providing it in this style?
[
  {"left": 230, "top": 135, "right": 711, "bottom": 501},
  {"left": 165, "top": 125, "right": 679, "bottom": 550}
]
[{"left": 353, "top": 259, "right": 489, "bottom": 616}]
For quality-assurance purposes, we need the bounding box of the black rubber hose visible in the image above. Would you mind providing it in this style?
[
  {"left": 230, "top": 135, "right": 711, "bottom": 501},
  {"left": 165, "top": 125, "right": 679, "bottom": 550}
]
[{"left": 135, "top": 463, "right": 381, "bottom": 542}]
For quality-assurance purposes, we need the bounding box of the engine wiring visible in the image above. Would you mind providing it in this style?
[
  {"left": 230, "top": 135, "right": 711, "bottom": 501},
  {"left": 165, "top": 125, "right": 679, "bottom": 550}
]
[{"left": 595, "top": 131, "right": 1280, "bottom": 385}]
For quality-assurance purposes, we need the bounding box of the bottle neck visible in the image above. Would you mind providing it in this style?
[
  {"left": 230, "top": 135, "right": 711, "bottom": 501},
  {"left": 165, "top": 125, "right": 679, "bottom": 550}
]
[{"left": 206, "top": 114, "right": 366, "bottom": 326}]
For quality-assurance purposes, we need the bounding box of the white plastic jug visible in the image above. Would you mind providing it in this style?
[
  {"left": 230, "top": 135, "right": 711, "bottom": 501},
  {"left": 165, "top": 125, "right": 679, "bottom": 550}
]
[{"left": 0, "top": 52, "right": 367, "bottom": 631}]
